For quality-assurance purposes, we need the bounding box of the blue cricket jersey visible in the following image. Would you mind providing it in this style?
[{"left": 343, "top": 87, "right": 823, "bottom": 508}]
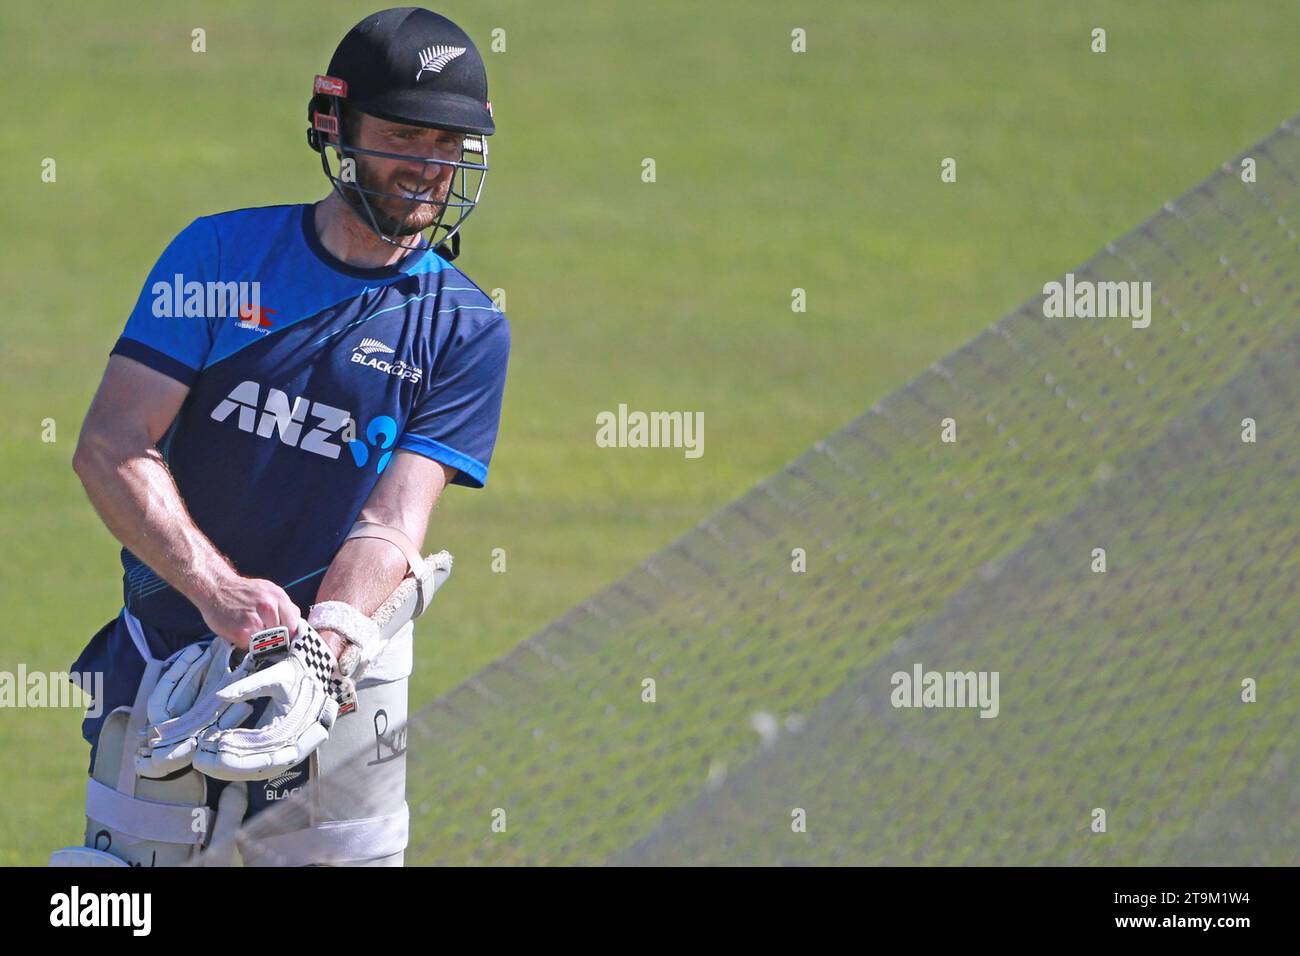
[{"left": 84, "top": 202, "right": 510, "bottom": 642}]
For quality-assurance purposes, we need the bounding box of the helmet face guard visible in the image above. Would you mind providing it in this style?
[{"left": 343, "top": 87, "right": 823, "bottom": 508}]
[{"left": 309, "top": 76, "right": 490, "bottom": 256}]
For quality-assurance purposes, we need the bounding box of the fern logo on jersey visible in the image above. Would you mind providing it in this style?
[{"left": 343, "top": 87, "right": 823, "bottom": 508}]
[{"left": 350, "top": 337, "right": 424, "bottom": 382}]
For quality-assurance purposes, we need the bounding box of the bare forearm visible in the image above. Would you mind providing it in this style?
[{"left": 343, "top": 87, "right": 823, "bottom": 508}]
[
  {"left": 315, "top": 537, "right": 409, "bottom": 615},
  {"left": 311, "top": 454, "right": 449, "bottom": 657},
  {"left": 311, "top": 536, "right": 412, "bottom": 660},
  {"left": 74, "top": 437, "right": 233, "bottom": 608}
]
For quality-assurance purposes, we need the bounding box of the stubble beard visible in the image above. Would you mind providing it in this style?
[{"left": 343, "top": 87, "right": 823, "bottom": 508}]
[{"left": 342, "top": 159, "right": 449, "bottom": 238}]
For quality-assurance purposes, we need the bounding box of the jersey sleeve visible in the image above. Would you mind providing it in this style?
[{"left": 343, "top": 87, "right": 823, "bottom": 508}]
[
  {"left": 109, "top": 217, "right": 221, "bottom": 386},
  {"left": 398, "top": 310, "right": 511, "bottom": 488}
]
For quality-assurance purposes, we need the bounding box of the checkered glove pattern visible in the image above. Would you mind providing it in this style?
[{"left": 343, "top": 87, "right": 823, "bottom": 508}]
[{"left": 290, "top": 626, "right": 358, "bottom": 716}]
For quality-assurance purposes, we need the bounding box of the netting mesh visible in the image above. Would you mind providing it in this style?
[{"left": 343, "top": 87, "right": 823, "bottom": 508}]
[{"left": 221, "top": 115, "right": 1299, "bottom": 866}]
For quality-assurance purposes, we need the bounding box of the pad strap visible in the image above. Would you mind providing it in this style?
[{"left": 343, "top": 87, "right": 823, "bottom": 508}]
[
  {"left": 121, "top": 611, "right": 166, "bottom": 795},
  {"left": 242, "top": 805, "right": 410, "bottom": 866},
  {"left": 346, "top": 521, "right": 426, "bottom": 578},
  {"left": 86, "top": 778, "right": 211, "bottom": 845}
]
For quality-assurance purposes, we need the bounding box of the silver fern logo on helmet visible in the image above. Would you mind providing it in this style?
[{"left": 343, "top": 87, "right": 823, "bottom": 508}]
[{"left": 416, "top": 45, "right": 466, "bottom": 80}]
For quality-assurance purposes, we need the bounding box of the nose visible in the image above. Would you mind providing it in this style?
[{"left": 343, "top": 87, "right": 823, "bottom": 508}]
[
  {"left": 397, "top": 156, "right": 432, "bottom": 180},
  {"left": 405, "top": 157, "right": 452, "bottom": 184}
]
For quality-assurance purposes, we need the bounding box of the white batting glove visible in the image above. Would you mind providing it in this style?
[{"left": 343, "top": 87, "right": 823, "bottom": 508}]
[
  {"left": 192, "top": 623, "right": 356, "bottom": 782},
  {"left": 136, "top": 638, "right": 255, "bottom": 778}
]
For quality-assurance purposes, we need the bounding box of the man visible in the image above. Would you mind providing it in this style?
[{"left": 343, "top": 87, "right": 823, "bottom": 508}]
[{"left": 57, "top": 8, "right": 508, "bottom": 866}]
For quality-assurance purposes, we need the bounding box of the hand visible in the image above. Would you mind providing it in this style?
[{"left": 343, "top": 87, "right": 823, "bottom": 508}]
[
  {"left": 196, "top": 572, "right": 302, "bottom": 650},
  {"left": 194, "top": 624, "right": 351, "bottom": 781},
  {"left": 135, "top": 638, "right": 255, "bottom": 778}
]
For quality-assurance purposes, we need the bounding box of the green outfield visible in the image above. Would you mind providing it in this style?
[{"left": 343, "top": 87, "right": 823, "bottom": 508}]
[{"left": 0, "top": 1, "right": 1296, "bottom": 864}]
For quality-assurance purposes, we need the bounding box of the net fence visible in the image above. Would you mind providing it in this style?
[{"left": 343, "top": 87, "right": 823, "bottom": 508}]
[{"left": 222, "top": 114, "right": 1299, "bottom": 865}]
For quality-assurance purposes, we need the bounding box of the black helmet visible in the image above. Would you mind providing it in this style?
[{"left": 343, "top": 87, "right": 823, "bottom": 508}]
[{"left": 307, "top": 8, "right": 494, "bottom": 257}]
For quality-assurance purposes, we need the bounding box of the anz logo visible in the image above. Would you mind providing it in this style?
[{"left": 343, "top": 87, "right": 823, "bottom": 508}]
[{"left": 211, "top": 381, "right": 399, "bottom": 473}]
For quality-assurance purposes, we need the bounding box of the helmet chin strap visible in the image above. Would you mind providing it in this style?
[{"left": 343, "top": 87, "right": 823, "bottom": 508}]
[{"left": 437, "top": 231, "right": 461, "bottom": 261}]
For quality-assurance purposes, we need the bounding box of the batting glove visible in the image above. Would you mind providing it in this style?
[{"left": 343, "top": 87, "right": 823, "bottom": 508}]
[
  {"left": 136, "top": 638, "right": 255, "bottom": 779},
  {"left": 192, "top": 623, "right": 356, "bottom": 782}
]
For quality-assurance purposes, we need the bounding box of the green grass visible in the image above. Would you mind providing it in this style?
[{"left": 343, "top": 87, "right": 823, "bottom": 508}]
[{"left": 0, "top": 0, "right": 1297, "bottom": 864}]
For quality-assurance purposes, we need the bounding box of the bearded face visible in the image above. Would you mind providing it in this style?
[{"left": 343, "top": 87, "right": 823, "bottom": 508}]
[{"left": 335, "top": 109, "right": 465, "bottom": 237}]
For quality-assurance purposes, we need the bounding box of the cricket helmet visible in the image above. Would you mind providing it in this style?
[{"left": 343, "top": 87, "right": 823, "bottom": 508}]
[{"left": 307, "top": 7, "right": 494, "bottom": 258}]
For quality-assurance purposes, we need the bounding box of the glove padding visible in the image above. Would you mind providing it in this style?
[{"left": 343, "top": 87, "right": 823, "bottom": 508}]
[
  {"left": 136, "top": 638, "right": 255, "bottom": 778},
  {"left": 193, "top": 623, "right": 354, "bottom": 782}
]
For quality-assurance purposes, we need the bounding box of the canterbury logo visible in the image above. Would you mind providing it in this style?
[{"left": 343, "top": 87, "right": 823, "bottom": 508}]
[
  {"left": 357, "top": 337, "right": 395, "bottom": 356},
  {"left": 416, "top": 45, "right": 466, "bottom": 79},
  {"left": 237, "top": 304, "right": 276, "bottom": 329}
]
